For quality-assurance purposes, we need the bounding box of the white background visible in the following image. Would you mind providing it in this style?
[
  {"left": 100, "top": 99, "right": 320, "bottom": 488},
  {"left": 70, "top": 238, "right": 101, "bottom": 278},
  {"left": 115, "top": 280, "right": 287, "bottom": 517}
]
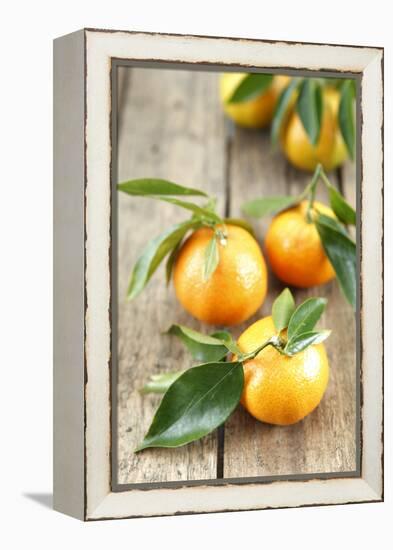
[{"left": 1, "top": 1, "right": 391, "bottom": 548}]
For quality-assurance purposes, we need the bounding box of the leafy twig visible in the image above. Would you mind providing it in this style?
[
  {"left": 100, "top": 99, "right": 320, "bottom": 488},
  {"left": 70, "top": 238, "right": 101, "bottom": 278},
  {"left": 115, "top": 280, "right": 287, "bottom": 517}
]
[
  {"left": 118, "top": 178, "right": 233, "bottom": 297},
  {"left": 138, "top": 289, "right": 331, "bottom": 450},
  {"left": 241, "top": 165, "right": 356, "bottom": 309}
]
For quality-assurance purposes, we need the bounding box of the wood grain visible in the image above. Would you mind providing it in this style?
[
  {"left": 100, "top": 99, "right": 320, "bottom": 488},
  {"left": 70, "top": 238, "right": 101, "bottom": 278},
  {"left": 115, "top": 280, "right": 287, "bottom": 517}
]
[
  {"left": 116, "top": 68, "right": 357, "bottom": 484},
  {"left": 116, "top": 67, "right": 226, "bottom": 484}
]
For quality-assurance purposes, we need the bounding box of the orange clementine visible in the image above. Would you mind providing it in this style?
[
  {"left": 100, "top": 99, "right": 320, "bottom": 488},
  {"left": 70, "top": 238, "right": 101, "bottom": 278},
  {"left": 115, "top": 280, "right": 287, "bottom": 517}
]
[
  {"left": 265, "top": 200, "right": 336, "bottom": 288},
  {"left": 238, "top": 316, "right": 329, "bottom": 425},
  {"left": 281, "top": 88, "right": 348, "bottom": 172},
  {"left": 220, "top": 74, "right": 290, "bottom": 128},
  {"left": 173, "top": 225, "right": 267, "bottom": 326},
  {"left": 323, "top": 88, "right": 349, "bottom": 170}
]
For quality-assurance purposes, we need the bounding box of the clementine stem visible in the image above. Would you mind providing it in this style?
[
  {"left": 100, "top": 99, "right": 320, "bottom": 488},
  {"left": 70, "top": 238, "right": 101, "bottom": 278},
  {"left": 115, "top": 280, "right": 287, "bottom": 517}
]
[
  {"left": 306, "top": 163, "right": 323, "bottom": 222},
  {"left": 240, "top": 335, "right": 283, "bottom": 362},
  {"left": 318, "top": 168, "right": 334, "bottom": 190}
]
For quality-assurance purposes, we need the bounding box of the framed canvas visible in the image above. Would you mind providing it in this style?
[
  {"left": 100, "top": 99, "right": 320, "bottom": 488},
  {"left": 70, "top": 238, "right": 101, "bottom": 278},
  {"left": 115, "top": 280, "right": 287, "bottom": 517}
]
[{"left": 53, "top": 28, "right": 384, "bottom": 521}]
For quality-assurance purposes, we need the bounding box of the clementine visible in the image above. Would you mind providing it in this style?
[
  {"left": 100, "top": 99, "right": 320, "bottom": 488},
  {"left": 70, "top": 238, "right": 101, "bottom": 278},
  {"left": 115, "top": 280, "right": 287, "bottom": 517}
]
[
  {"left": 220, "top": 73, "right": 290, "bottom": 128},
  {"left": 173, "top": 224, "right": 267, "bottom": 326},
  {"left": 281, "top": 88, "right": 348, "bottom": 172},
  {"left": 238, "top": 316, "right": 329, "bottom": 425},
  {"left": 265, "top": 200, "right": 336, "bottom": 288}
]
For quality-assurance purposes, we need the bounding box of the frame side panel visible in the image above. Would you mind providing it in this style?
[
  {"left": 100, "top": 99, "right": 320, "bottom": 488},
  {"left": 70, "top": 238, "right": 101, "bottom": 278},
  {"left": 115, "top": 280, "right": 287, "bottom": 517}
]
[
  {"left": 53, "top": 29, "right": 85, "bottom": 520},
  {"left": 360, "top": 51, "right": 384, "bottom": 498}
]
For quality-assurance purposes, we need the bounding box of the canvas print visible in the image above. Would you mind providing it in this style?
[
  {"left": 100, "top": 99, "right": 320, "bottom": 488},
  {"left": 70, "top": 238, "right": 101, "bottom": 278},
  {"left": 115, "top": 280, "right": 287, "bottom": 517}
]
[{"left": 114, "top": 67, "right": 357, "bottom": 487}]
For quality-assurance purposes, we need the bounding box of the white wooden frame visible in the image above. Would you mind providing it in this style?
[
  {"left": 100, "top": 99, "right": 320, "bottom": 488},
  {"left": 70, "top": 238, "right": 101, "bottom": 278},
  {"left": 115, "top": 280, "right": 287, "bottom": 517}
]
[{"left": 53, "top": 28, "right": 384, "bottom": 521}]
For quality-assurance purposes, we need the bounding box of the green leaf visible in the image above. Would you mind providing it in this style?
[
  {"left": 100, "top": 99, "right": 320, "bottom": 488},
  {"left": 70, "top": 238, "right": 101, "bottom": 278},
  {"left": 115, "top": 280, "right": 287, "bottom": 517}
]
[
  {"left": 338, "top": 80, "right": 356, "bottom": 159},
  {"left": 285, "top": 330, "right": 331, "bottom": 355},
  {"left": 328, "top": 186, "right": 356, "bottom": 225},
  {"left": 287, "top": 297, "right": 327, "bottom": 341},
  {"left": 296, "top": 79, "right": 323, "bottom": 145},
  {"left": 117, "top": 178, "right": 221, "bottom": 223},
  {"left": 315, "top": 214, "right": 356, "bottom": 309},
  {"left": 272, "top": 288, "right": 296, "bottom": 332},
  {"left": 165, "top": 240, "right": 182, "bottom": 285},
  {"left": 141, "top": 371, "right": 184, "bottom": 394},
  {"left": 204, "top": 236, "right": 219, "bottom": 280},
  {"left": 168, "top": 325, "right": 228, "bottom": 346},
  {"left": 214, "top": 332, "right": 242, "bottom": 356},
  {"left": 224, "top": 217, "right": 255, "bottom": 236},
  {"left": 313, "top": 212, "right": 348, "bottom": 236},
  {"left": 158, "top": 196, "right": 222, "bottom": 224},
  {"left": 242, "top": 196, "right": 298, "bottom": 218},
  {"left": 127, "top": 221, "right": 195, "bottom": 300},
  {"left": 168, "top": 324, "right": 241, "bottom": 358},
  {"left": 136, "top": 362, "right": 244, "bottom": 450},
  {"left": 210, "top": 330, "right": 231, "bottom": 339},
  {"left": 204, "top": 197, "right": 218, "bottom": 212},
  {"left": 117, "top": 178, "right": 208, "bottom": 197},
  {"left": 117, "top": 177, "right": 221, "bottom": 223},
  {"left": 271, "top": 78, "right": 302, "bottom": 145},
  {"left": 322, "top": 77, "right": 342, "bottom": 89},
  {"left": 227, "top": 73, "right": 274, "bottom": 104},
  {"left": 167, "top": 325, "right": 229, "bottom": 362},
  {"left": 211, "top": 330, "right": 235, "bottom": 345}
]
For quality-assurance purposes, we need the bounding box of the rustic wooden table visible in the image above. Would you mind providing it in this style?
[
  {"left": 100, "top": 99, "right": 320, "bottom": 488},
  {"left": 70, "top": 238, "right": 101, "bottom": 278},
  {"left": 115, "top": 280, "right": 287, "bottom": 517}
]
[{"left": 116, "top": 67, "right": 357, "bottom": 486}]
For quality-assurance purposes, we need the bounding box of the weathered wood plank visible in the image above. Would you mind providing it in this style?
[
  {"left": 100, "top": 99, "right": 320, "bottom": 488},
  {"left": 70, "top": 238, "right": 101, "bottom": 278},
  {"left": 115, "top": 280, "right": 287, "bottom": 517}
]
[
  {"left": 224, "top": 126, "right": 357, "bottom": 478},
  {"left": 116, "top": 67, "right": 357, "bottom": 483},
  {"left": 116, "top": 67, "right": 227, "bottom": 484}
]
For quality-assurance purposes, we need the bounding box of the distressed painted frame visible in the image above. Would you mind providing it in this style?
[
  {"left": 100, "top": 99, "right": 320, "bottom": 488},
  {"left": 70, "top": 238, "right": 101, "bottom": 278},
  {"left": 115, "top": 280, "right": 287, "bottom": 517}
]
[{"left": 53, "top": 28, "right": 384, "bottom": 521}]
